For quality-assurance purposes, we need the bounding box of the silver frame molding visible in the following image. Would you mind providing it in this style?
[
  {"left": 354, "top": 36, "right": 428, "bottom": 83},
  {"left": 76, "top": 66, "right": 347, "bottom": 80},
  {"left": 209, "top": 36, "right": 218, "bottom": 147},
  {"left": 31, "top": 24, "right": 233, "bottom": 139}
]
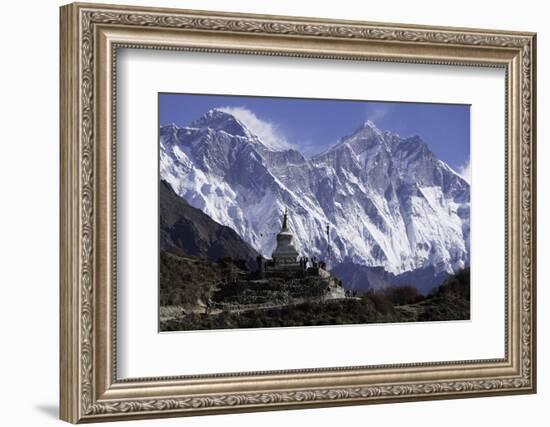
[{"left": 60, "top": 2, "right": 537, "bottom": 423}]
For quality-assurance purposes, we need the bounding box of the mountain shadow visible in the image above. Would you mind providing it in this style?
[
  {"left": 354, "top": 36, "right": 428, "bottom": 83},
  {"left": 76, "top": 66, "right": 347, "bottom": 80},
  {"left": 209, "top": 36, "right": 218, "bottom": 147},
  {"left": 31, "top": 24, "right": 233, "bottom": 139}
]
[
  {"left": 331, "top": 261, "right": 451, "bottom": 296},
  {"left": 160, "top": 180, "right": 259, "bottom": 268}
]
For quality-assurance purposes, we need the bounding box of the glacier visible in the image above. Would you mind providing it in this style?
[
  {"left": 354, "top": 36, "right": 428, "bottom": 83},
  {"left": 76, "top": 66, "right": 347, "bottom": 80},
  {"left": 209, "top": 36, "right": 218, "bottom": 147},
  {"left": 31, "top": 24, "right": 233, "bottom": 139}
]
[{"left": 160, "top": 108, "right": 470, "bottom": 276}]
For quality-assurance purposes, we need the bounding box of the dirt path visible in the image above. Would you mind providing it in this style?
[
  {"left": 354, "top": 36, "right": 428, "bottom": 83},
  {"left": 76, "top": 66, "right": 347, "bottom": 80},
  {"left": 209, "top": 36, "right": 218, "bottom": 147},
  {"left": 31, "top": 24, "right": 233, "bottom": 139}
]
[{"left": 160, "top": 297, "right": 360, "bottom": 322}]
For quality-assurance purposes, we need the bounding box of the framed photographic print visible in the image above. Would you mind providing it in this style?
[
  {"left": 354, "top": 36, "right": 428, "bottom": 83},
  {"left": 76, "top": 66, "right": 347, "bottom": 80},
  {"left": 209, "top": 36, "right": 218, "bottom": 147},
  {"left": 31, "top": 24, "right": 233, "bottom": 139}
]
[
  {"left": 60, "top": 2, "right": 537, "bottom": 423},
  {"left": 158, "top": 94, "right": 472, "bottom": 332}
]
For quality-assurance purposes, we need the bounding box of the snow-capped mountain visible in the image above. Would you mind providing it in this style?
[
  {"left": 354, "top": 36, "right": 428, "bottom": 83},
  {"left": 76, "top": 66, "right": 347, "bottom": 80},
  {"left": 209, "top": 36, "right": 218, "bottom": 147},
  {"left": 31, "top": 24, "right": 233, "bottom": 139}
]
[{"left": 160, "top": 108, "right": 470, "bottom": 275}]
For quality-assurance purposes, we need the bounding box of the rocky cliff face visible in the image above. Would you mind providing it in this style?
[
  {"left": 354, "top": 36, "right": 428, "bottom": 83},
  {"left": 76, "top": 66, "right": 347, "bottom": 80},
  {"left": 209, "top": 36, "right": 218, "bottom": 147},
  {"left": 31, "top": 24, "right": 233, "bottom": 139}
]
[{"left": 160, "top": 108, "right": 469, "bottom": 277}]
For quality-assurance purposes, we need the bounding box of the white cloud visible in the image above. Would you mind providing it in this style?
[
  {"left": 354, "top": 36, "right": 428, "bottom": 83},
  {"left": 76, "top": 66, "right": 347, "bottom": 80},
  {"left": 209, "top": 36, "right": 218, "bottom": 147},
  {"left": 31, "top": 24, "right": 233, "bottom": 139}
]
[
  {"left": 218, "top": 106, "right": 292, "bottom": 151},
  {"left": 458, "top": 159, "right": 471, "bottom": 183},
  {"left": 365, "top": 104, "right": 390, "bottom": 125}
]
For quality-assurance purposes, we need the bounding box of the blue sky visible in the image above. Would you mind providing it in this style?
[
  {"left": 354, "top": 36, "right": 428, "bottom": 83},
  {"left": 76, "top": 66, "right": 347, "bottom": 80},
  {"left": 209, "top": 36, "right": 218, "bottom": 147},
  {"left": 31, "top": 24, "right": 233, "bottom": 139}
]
[{"left": 159, "top": 93, "right": 470, "bottom": 176}]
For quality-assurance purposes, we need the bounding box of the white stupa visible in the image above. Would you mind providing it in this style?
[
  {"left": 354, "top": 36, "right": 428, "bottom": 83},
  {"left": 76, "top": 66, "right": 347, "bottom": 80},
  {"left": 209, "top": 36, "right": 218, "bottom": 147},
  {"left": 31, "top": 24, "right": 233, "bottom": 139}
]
[{"left": 271, "top": 208, "right": 299, "bottom": 265}]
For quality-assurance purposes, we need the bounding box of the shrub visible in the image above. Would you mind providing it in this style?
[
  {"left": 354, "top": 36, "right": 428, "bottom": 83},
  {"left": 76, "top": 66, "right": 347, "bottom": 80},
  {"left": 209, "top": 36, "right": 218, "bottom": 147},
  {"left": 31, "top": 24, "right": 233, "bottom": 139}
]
[
  {"left": 365, "top": 290, "right": 395, "bottom": 315},
  {"left": 383, "top": 285, "right": 424, "bottom": 305},
  {"left": 429, "top": 267, "right": 470, "bottom": 300}
]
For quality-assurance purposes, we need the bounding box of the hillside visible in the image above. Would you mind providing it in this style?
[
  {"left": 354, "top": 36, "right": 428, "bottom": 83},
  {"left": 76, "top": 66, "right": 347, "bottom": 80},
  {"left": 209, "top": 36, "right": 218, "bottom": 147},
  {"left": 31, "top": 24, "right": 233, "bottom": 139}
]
[
  {"left": 160, "top": 259, "right": 470, "bottom": 331},
  {"left": 160, "top": 180, "right": 259, "bottom": 267}
]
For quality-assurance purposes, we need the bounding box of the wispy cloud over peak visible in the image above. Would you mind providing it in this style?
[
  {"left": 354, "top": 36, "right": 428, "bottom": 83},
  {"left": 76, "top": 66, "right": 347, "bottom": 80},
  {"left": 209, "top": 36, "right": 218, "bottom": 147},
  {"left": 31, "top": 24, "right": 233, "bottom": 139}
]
[
  {"left": 218, "top": 106, "right": 292, "bottom": 151},
  {"left": 458, "top": 159, "right": 471, "bottom": 183}
]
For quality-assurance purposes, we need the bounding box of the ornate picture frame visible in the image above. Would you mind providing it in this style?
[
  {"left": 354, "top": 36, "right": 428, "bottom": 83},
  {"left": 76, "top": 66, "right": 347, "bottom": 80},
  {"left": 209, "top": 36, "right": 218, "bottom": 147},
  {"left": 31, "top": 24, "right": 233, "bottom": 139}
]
[{"left": 60, "top": 2, "right": 536, "bottom": 423}]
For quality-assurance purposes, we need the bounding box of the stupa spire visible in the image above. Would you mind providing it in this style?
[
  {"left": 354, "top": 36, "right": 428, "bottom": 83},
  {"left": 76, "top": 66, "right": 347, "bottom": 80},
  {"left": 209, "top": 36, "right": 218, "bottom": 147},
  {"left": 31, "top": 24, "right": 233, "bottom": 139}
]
[{"left": 282, "top": 207, "right": 288, "bottom": 231}]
